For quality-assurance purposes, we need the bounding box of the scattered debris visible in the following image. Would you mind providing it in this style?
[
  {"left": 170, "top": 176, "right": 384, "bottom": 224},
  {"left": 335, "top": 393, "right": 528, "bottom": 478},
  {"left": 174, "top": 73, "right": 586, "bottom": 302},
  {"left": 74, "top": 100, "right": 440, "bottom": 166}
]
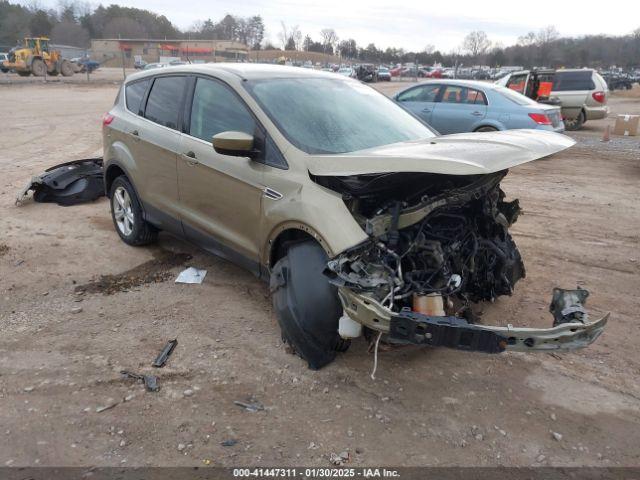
[
  {"left": 23, "top": 386, "right": 35, "bottom": 392},
  {"left": 175, "top": 267, "right": 207, "bottom": 284},
  {"left": 96, "top": 400, "right": 119, "bottom": 413},
  {"left": 549, "top": 287, "right": 589, "bottom": 326},
  {"left": 16, "top": 158, "right": 104, "bottom": 206},
  {"left": 183, "top": 389, "right": 194, "bottom": 397},
  {"left": 329, "top": 451, "right": 350, "bottom": 465},
  {"left": 0, "top": 244, "right": 9, "bottom": 257},
  {"left": 177, "top": 443, "right": 186, "bottom": 452},
  {"left": 233, "top": 399, "right": 265, "bottom": 413},
  {"left": 221, "top": 439, "right": 237, "bottom": 447},
  {"left": 70, "top": 306, "right": 83, "bottom": 314},
  {"left": 152, "top": 339, "right": 178, "bottom": 368},
  {"left": 552, "top": 431, "right": 563, "bottom": 441},
  {"left": 120, "top": 370, "right": 160, "bottom": 392}
]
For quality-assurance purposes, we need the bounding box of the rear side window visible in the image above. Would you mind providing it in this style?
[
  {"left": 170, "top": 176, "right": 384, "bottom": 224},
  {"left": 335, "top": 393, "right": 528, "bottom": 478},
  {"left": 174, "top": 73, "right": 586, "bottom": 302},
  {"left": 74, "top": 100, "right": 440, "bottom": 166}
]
[
  {"left": 144, "top": 76, "right": 187, "bottom": 130},
  {"left": 125, "top": 79, "right": 150, "bottom": 115},
  {"left": 507, "top": 74, "right": 527, "bottom": 93},
  {"left": 189, "top": 77, "right": 255, "bottom": 142},
  {"left": 553, "top": 71, "right": 595, "bottom": 91},
  {"left": 440, "top": 85, "right": 487, "bottom": 105}
]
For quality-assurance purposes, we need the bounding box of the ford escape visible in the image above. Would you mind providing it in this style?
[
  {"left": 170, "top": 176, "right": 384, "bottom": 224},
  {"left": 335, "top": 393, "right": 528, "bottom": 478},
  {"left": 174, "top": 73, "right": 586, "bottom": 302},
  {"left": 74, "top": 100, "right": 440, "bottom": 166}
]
[{"left": 103, "top": 64, "right": 607, "bottom": 369}]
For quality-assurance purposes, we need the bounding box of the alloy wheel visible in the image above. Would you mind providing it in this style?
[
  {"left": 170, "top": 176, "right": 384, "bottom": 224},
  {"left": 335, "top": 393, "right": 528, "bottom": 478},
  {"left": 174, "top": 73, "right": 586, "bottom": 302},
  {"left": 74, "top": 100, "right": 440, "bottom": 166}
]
[{"left": 112, "top": 186, "right": 134, "bottom": 236}]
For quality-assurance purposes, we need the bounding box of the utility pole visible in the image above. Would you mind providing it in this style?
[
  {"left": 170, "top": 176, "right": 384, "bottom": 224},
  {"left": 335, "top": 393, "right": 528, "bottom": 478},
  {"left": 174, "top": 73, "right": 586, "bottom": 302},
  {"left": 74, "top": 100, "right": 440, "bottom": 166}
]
[{"left": 121, "top": 48, "right": 126, "bottom": 80}]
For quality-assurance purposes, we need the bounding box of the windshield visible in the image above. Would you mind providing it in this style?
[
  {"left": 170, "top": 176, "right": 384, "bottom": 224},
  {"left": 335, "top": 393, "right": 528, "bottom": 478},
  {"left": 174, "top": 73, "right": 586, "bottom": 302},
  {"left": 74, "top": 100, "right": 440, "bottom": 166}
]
[
  {"left": 244, "top": 77, "right": 436, "bottom": 154},
  {"left": 496, "top": 86, "right": 538, "bottom": 106}
]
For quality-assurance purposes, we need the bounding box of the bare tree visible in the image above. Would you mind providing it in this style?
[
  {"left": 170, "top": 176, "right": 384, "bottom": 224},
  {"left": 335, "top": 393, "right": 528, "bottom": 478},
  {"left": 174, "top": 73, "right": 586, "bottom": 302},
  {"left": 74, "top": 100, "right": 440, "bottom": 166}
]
[
  {"left": 277, "top": 21, "right": 289, "bottom": 50},
  {"left": 518, "top": 31, "right": 537, "bottom": 46},
  {"left": 291, "top": 25, "right": 302, "bottom": 50},
  {"left": 537, "top": 25, "right": 559, "bottom": 66},
  {"left": 25, "top": 0, "right": 43, "bottom": 12},
  {"left": 462, "top": 30, "right": 491, "bottom": 59},
  {"left": 319, "top": 28, "right": 337, "bottom": 55},
  {"left": 537, "top": 25, "right": 559, "bottom": 45}
]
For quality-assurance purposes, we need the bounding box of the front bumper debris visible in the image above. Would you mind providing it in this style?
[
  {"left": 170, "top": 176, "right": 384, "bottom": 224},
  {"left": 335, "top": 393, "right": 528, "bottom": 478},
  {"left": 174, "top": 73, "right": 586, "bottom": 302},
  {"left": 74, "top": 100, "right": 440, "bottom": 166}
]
[
  {"left": 16, "top": 158, "right": 104, "bottom": 206},
  {"left": 340, "top": 287, "right": 608, "bottom": 353}
]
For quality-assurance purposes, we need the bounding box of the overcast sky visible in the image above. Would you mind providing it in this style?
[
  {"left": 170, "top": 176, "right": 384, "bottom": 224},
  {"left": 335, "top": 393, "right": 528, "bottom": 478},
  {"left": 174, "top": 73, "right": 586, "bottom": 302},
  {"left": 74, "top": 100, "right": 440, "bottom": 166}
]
[{"left": 22, "top": 0, "right": 640, "bottom": 51}]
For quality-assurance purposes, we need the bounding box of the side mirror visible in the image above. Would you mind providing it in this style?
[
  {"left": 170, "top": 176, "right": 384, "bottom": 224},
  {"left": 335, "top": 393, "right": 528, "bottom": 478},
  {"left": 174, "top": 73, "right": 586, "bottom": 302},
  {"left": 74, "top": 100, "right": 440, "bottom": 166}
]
[{"left": 212, "top": 131, "right": 256, "bottom": 158}]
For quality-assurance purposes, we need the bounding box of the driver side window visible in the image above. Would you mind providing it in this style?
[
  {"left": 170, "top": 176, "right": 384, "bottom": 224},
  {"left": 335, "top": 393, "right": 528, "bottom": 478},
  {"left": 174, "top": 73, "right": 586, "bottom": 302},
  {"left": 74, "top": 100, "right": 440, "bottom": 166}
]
[
  {"left": 397, "top": 84, "right": 441, "bottom": 102},
  {"left": 189, "top": 77, "right": 255, "bottom": 142}
]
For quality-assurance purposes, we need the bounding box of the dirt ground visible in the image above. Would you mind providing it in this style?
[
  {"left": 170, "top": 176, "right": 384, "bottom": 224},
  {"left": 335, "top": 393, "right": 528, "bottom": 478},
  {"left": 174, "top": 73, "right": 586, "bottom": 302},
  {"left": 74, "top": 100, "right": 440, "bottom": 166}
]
[{"left": 1, "top": 75, "right": 639, "bottom": 468}]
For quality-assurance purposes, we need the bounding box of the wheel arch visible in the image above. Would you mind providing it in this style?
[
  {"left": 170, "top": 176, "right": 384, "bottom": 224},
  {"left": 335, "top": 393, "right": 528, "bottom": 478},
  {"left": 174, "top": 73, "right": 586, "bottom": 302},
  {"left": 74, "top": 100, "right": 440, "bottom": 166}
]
[
  {"left": 104, "top": 163, "right": 127, "bottom": 197},
  {"left": 265, "top": 224, "right": 332, "bottom": 269},
  {"left": 473, "top": 122, "right": 502, "bottom": 132}
]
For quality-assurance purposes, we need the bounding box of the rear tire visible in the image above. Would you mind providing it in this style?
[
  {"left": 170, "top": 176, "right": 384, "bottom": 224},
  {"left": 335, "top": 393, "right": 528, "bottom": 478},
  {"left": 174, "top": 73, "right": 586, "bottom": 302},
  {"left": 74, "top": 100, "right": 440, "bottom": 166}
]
[
  {"left": 60, "top": 60, "right": 74, "bottom": 77},
  {"left": 109, "top": 176, "right": 158, "bottom": 246},
  {"left": 564, "top": 111, "right": 585, "bottom": 131},
  {"left": 475, "top": 126, "right": 498, "bottom": 132},
  {"left": 31, "top": 59, "right": 46, "bottom": 77},
  {"left": 270, "top": 241, "right": 349, "bottom": 369}
]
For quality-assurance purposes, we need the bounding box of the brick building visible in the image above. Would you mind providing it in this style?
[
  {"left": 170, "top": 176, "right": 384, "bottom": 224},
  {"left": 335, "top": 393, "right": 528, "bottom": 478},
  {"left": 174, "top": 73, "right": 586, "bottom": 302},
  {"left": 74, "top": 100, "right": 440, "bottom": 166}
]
[{"left": 90, "top": 39, "right": 248, "bottom": 67}]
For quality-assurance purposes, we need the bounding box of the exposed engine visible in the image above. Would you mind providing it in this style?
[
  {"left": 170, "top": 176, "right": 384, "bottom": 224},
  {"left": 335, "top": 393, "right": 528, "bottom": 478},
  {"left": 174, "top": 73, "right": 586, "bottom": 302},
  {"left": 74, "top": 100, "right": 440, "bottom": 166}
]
[{"left": 317, "top": 170, "right": 525, "bottom": 315}]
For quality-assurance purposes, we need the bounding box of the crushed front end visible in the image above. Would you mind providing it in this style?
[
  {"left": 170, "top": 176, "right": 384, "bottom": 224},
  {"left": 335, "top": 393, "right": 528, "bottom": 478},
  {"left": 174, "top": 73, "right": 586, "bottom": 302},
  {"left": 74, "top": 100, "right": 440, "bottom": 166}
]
[{"left": 318, "top": 170, "right": 607, "bottom": 353}]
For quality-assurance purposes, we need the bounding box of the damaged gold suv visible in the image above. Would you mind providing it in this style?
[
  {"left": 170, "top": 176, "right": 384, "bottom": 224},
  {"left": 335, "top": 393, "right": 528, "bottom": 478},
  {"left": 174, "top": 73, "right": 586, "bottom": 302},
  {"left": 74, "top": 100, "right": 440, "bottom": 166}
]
[{"left": 103, "top": 64, "right": 607, "bottom": 369}]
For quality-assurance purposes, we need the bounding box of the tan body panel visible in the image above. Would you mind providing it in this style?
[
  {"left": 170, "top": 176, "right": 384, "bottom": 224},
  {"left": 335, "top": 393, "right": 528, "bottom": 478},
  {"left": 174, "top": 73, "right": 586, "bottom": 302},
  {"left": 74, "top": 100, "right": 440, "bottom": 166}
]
[{"left": 103, "top": 64, "right": 605, "bottom": 355}]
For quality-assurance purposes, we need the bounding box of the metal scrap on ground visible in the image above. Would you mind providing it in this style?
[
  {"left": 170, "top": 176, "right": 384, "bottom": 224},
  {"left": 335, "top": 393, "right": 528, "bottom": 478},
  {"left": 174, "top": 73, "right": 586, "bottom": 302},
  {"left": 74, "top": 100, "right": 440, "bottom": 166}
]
[
  {"left": 120, "top": 370, "right": 160, "bottom": 392},
  {"left": 152, "top": 339, "right": 178, "bottom": 368},
  {"left": 233, "top": 399, "right": 265, "bottom": 413},
  {"left": 175, "top": 267, "right": 207, "bottom": 284}
]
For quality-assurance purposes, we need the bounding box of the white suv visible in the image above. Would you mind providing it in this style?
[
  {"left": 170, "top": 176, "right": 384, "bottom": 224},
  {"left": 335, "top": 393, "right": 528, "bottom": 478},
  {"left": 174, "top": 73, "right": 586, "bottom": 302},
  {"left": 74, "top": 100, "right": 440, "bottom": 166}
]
[{"left": 497, "top": 69, "right": 609, "bottom": 130}]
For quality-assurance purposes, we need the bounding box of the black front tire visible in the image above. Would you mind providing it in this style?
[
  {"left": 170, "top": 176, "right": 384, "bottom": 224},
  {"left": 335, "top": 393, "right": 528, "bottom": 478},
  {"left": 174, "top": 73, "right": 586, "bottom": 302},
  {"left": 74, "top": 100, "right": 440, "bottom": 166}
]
[
  {"left": 475, "top": 126, "right": 498, "bottom": 132},
  {"left": 270, "top": 241, "right": 349, "bottom": 369},
  {"left": 109, "top": 176, "right": 158, "bottom": 246}
]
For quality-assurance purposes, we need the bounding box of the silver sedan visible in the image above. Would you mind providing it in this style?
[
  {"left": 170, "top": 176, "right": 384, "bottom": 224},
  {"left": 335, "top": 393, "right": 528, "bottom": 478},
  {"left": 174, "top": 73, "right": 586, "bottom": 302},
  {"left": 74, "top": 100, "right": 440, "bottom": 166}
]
[{"left": 394, "top": 79, "right": 565, "bottom": 134}]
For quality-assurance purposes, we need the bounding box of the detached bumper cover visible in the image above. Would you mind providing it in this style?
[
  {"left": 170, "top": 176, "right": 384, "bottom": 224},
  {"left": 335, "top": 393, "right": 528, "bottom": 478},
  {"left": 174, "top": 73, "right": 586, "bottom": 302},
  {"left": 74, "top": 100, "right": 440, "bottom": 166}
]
[
  {"left": 341, "top": 287, "right": 608, "bottom": 353},
  {"left": 16, "top": 158, "right": 104, "bottom": 206}
]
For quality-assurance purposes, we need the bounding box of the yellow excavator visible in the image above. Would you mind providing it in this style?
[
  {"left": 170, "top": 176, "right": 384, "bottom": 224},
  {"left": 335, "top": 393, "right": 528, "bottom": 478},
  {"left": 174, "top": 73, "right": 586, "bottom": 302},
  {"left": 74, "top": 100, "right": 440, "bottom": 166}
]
[{"left": 2, "top": 37, "right": 74, "bottom": 77}]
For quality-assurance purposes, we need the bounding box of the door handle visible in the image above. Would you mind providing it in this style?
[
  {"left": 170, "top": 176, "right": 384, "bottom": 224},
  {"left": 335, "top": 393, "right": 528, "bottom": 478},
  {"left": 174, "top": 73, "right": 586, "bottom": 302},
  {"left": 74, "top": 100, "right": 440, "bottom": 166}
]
[
  {"left": 471, "top": 111, "right": 483, "bottom": 117},
  {"left": 129, "top": 129, "right": 140, "bottom": 141},
  {"left": 421, "top": 108, "right": 431, "bottom": 113},
  {"left": 182, "top": 151, "right": 199, "bottom": 166}
]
